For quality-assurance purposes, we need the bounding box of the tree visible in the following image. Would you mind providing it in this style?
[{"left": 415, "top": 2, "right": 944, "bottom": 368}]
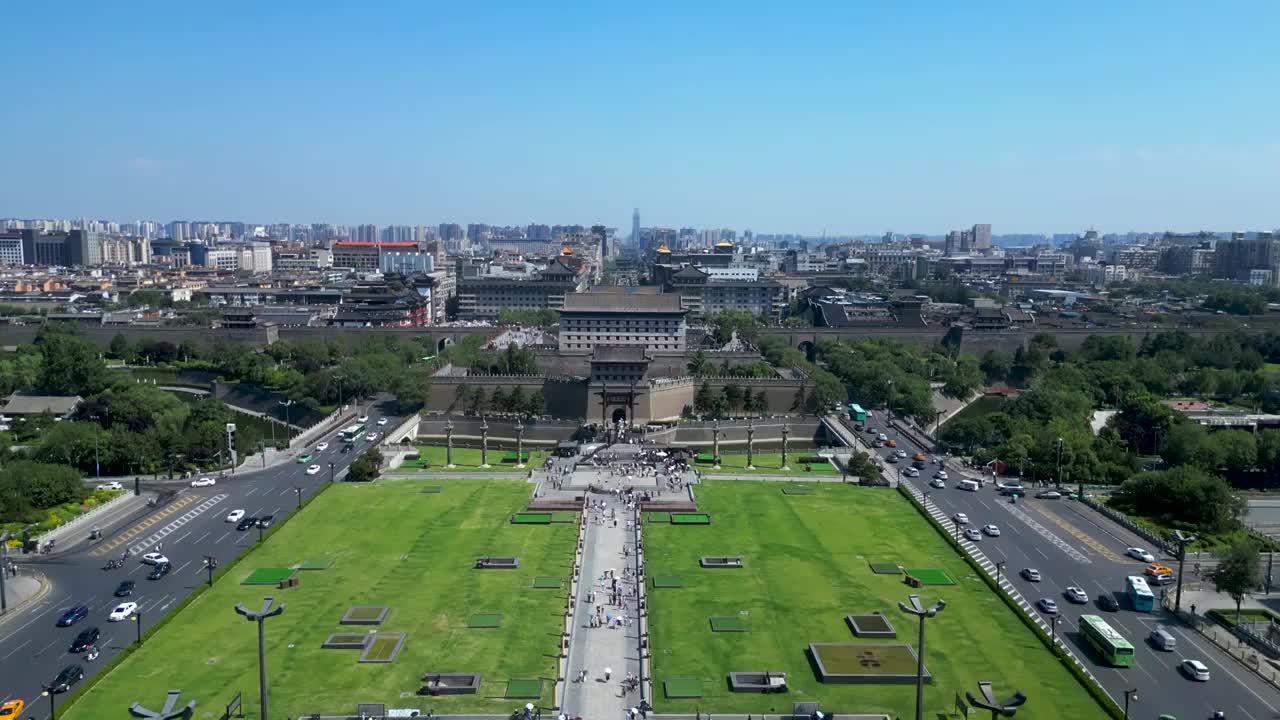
[
  {"left": 347, "top": 447, "right": 384, "bottom": 483},
  {"left": 790, "top": 386, "right": 807, "bottom": 413},
  {"left": 109, "top": 333, "right": 131, "bottom": 359},
  {"left": 979, "top": 350, "right": 1012, "bottom": 383},
  {"left": 393, "top": 368, "right": 432, "bottom": 411},
  {"left": 942, "top": 354, "right": 983, "bottom": 399},
  {"left": 694, "top": 382, "right": 716, "bottom": 417},
  {"left": 722, "top": 384, "right": 743, "bottom": 414},
  {"left": 1211, "top": 537, "right": 1262, "bottom": 623},
  {"left": 686, "top": 351, "right": 711, "bottom": 377},
  {"left": 1217, "top": 430, "right": 1258, "bottom": 474},
  {"left": 507, "top": 386, "right": 527, "bottom": 417},
  {"left": 35, "top": 329, "right": 110, "bottom": 396},
  {"left": 490, "top": 387, "right": 510, "bottom": 414},
  {"left": 1109, "top": 466, "right": 1244, "bottom": 534},
  {"left": 528, "top": 389, "right": 546, "bottom": 417},
  {"left": 470, "top": 387, "right": 489, "bottom": 414}
]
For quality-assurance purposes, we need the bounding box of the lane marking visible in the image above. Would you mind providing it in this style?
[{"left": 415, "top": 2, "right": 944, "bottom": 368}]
[
  {"left": 1024, "top": 502, "right": 1126, "bottom": 563},
  {"left": 128, "top": 494, "right": 228, "bottom": 555},
  {"left": 89, "top": 494, "right": 202, "bottom": 556},
  {"left": 999, "top": 502, "right": 1093, "bottom": 564}
]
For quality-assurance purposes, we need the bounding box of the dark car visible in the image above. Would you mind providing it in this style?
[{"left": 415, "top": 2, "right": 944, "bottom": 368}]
[
  {"left": 114, "top": 580, "right": 135, "bottom": 597},
  {"left": 50, "top": 664, "right": 84, "bottom": 693},
  {"left": 56, "top": 605, "right": 89, "bottom": 627},
  {"left": 69, "top": 627, "right": 100, "bottom": 653},
  {"left": 1098, "top": 594, "right": 1120, "bottom": 612},
  {"left": 236, "top": 516, "right": 259, "bottom": 531},
  {"left": 256, "top": 514, "right": 275, "bottom": 529},
  {"left": 147, "top": 562, "right": 171, "bottom": 581}
]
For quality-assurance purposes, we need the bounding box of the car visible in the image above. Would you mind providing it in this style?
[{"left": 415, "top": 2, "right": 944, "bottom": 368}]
[
  {"left": 365, "top": 432, "right": 379, "bottom": 441},
  {"left": 190, "top": 476, "right": 216, "bottom": 487},
  {"left": 96, "top": 481, "right": 123, "bottom": 491},
  {"left": 109, "top": 601, "right": 139, "bottom": 621},
  {"left": 886, "top": 438, "right": 897, "bottom": 448},
  {"left": 236, "top": 516, "right": 259, "bottom": 531},
  {"left": 964, "top": 528, "right": 982, "bottom": 541},
  {"left": 905, "top": 467, "right": 920, "bottom": 478},
  {"left": 1037, "top": 598, "right": 1059, "bottom": 615},
  {"left": 377, "top": 417, "right": 388, "bottom": 426},
  {"left": 114, "top": 579, "right": 135, "bottom": 597},
  {"left": 1098, "top": 594, "right": 1120, "bottom": 611},
  {"left": 1065, "top": 586, "right": 1089, "bottom": 604},
  {"left": 50, "top": 664, "right": 84, "bottom": 693},
  {"left": 872, "top": 439, "right": 885, "bottom": 448},
  {"left": 1152, "top": 572, "right": 1177, "bottom": 585},
  {"left": 141, "top": 552, "right": 168, "bottom": 566},
  {"left": 357, "top": 415, "right": 369, "bottom": 423},
  {"left": 256, "top": 514, "right": 275, "bottom": 529},
  {"left": 982, "top": 524, "right": 1001, "bottom": 537},
  {"left": 886, "top": 454, "right": 899, "bottom": 463},
  {"left": 1035, "top": 490, "right": 1062, "bottom": 499},
  {"left": 913, "top": 452, "right": 927, "bottom": 462},
  {"left": 1180, "top": 658, "right": 1210, "bottom": 681},
  {"left": 953, "top": 512, "right": 969, "bottom": 525},
  {"left": 296, "top": 453, "right": 314, "bottom": 463},
  {"left": 877, "top": 433, "right": 888, "bottom": 442},
  {"left": 57, "top": 605, "right": 89, "bottom": 627},
  {"left": 895, "top": 448, "right": 907, "bottom": 458},
  {"left": 930, "top": 477, "right": 946, "bottom": 488},
  {"left": 1126, "top": 547, "right": 1156, "bottom": 563},
  {"left": 147, "top": 562, "right": 171, "bottom": 581},
  {"left": 316, "top": 442, "right": 329, "bottom": 452},
  {"left": 69, "top": 626, "right": 100, "bottom": 653},
  {"left": 0, "top": 699, "right": 26, "bottom": 717},
  {"left": 934, "top": 469, "right": 949, "bottom": 480},
  {"left": 866, "top": 426, "right": 879, "bottom": 435},
  {"left": 1145, "top": 563, "right": 1175, "bottom": 577},
  {"left": 1021, "top": 568, "right": 1041, "bottom": 582},
  {"left": 306, "top": 464, "right": 322, "bottom": 475}
]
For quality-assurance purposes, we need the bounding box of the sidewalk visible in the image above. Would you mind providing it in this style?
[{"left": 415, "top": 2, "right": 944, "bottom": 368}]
[
  {"left": 0, "top": 571, "right": 48, "bottom": 619},
  {"left": 561, "top": 497, "right": 642, "bottom": 719}
]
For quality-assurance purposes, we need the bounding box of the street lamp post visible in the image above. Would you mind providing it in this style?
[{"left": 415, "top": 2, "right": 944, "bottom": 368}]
[
  {"left": 445, "top": 418, "right": 455, "bottom": 468},
  {"left": 41, "top": 687, "right": 56, "bottom": 720},
  {"left": 236, "top": 597, "right": 286, "bottom": 720},
  {"left": 899, "top": 593, "right": 946, "bottom": 720},
  {"left": 279, "top": 400, "right": 294, "bottom": 444},
  {"left": 1055, "top": 437, "right": 1063, "bottom": 490},
  {"left": 1123, "top": 689, "right": 1138, "bottom": 720},
  {"left": 91, "top": 414, "right": 102, "bottom": 479},
  {"left": 922, "top": 491, "right": 930, "bottom": 507},
  {"left": 0, "top": 530, "right": 9, "bottom": 615},
  {"left": 328, "top": 461, "right": 335, "bottom": 484},
  {"left": 292, "top": 486, "right": 302, "bottom": 512},
  {"left": 133, "top": 608, "right": 144, "bottom": 644},
  {"left": 995, "top": 560, "right": 1006, "bottom": 589},
  {"left": 1050, "top": 614, "right": 1059, "bottom": 645},
  {"left": 1173, "top": 529, "right": 1197, "bottom": 613},
  {"left": 203, "top": 555, "right": 217, "bottom": 587}
]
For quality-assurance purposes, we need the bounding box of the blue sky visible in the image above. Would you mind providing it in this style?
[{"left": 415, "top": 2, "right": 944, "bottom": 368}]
[{"left": 2, "top": 1, "right": 1278, "bottom": 234}]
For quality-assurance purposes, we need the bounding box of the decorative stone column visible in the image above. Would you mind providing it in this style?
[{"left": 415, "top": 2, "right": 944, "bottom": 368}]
[
  {"left": 515, "top": 418, "right": 526, "bottom": 468},
  {"left": 746, "top": 417, "right": 756, "bottom": 470},
  {"left": 479, "top": 416, "right": 490, "bottom": 468},
  {"left": 712, "top": 419, "right": 721, "bottom": 469},
  {"left": 445, "top": 418, "right": 455, "bottom": 468},
  {"left": 781, "top": 421, "right": 791, "bottom": 471}
]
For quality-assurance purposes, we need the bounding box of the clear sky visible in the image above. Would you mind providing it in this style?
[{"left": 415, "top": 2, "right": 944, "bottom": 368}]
[{"left": 2, "top": 1, "right": 1277, "bottom": 235}]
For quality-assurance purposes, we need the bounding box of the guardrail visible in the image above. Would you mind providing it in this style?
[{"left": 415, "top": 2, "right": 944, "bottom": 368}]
[
  {"left": 1078, "top": 496, "right": 1178, "bottom": 557},
  {"left": 34, "top": 492, "right": 136, "bottom": 549}
]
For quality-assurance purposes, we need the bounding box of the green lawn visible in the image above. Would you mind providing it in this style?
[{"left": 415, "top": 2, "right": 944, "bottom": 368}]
[
  {"left": 939, "top": 393, "right": 1006, "bottom": 433},
  {"left": 63, "top": 481, "right": 575, "bottom": 719},
  {"left": 399, "top": 445, "right": 547, "bottom": 472},
  {"left": 699, "top": 452, "right": 839, "bottom": 476},
  {"left": 646, "top": 482, "right": 1104, "bottom": 717}
]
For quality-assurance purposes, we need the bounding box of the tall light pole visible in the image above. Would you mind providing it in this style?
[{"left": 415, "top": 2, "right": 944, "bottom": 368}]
[
  {"left": 899, "top": 593, "right": 946, "bottom": 720},
  {"left": 966, "top": 681, "right": 1027, "bottom": 720},
  {"left": 1123, "top": 688, "right": 1138, "bottom": 720},
  {"left": 91, "top": 414, "right": 102, "bottom": 479},
  {"left": 292, "top": 486, "right": 302, "bottom": 512},
  {"left": 994, "top": 560, "right": 1006, "bottom": 590},
  {"left": 1050, "top": 614, "right": 1059, "bottom": 645},
  {"left": 236, "top": 597, "right": 286, "bottom": 720},
  {"left": 328, "top": 461, "right": 335, "bottom": 484},
  {"left": 1173, "top": 530, "right": 1197, "bottom": 613},
  {"left": 1055, "top": 437, "right": 1063, "bottom": 490},
  {"left": 203, "top": 555, "right": 217, "bottom": 587},
  {"left": 278, "top": 400, "right": 293, "bottom": 444},
  {"left": 133, "top": 608, "right": 144, "bottom": 644},
  {"left": 0, "top": 530, "right": 9, "bottom": 614},
  {"left": 41, "top": 686, "right": 56, "bottom": 720}
]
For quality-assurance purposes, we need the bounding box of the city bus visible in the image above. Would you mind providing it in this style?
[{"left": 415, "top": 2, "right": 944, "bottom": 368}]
[
  {"left": 848, "top": 403, "right": 867, "bottom": 423},
  {"left": 338, "top": 423, "right": 367, "bottom": 442},
  {"left": 1079, "top": 615, "right": 1135, "bottom": 667},
  {"left": 1126, "top": 575, "right": 1154, "bottom": 612}
]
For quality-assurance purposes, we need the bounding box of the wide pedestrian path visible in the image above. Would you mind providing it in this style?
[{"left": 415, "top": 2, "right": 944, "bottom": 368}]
[{"left": 561, "top": 490, "right": 642, "bottom": 720}]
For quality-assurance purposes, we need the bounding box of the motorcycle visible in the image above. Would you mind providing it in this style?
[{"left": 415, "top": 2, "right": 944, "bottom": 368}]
[
  {"left": 102, "top": 559, "right": 123, "bottom": 571},
  {"left": 84, "top": 645, "right": 99, "bottom": 662}
]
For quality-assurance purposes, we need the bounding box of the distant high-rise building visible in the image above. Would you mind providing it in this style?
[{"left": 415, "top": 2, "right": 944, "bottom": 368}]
[
  {"left": 592, "top": 224, "right": 608, "bottom": 258},
  {"left": 631, "top": 208, "right": 641, "bottom": 247},
  {"left": 971, "top": 224, "right": 992, "bottom": 251}
]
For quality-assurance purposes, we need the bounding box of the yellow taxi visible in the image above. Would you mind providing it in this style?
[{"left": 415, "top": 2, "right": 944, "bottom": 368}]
[
  {"left": 0, "top": 699, "right": 25, "bottom": 717},
  {"left": 1145, "top": 563, "right": 1174, "bottom": 577}
]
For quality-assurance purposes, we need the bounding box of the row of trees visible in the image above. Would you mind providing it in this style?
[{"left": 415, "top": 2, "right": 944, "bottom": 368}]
[
  {"left": 691, "top": 382, "right": 770, "bottom": 418},
  {"left": 685, "top": 352, "right": 774, "bottom": 379},
  {"left": 815, "top": 338, "right": 984, "bottom": 421},
  {"left": 0, "top": 460, "right": 85, "bottom": 525},
  {"left": 451, "top": 384, "right": 546, "bottom": 417}
]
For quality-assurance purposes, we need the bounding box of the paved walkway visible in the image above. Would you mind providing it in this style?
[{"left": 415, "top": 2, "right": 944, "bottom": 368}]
[
  {"left": 562, "top": 493, "right": 642, "bottom": 719},
  {"left": 0, "top": 571, "right": 47, "bottom": 621}
]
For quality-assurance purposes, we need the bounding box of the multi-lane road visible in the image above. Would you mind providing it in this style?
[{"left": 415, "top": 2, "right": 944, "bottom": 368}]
[
  {"left": 854, "top": 417, "right": 1280, "bottom": 720},
  {"left": 0, "top": 406, "right": 399, "bottom": 719}
]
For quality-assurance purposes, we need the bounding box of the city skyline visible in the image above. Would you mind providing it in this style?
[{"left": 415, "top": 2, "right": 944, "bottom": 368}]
[{"left": 2, "top": 3, "right": 1279, "bottom": 232}]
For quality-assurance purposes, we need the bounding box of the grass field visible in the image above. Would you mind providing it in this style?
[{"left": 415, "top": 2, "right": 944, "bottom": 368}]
[
  {"left": 939, "top": 393, "right": 1006, "bottom": 433},
  {"left": 399, "top": 445, "right": 547, "bottom": 472},
  {"left": 63, "top": 481, "right": 575, "bottom": 719},
  {"left": 699, "top": 452, "right": 839, "bottom": 476},
  {"left": 645, "top": 482, "right": 1103, "bottom": 717}
]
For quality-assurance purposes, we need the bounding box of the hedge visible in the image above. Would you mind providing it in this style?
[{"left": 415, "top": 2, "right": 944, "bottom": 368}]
[
  {"left": 1207, "top": 607, "right": 1280, "bottom": 629},
  {"left": 54, "top": 478, "right": 337, "bottom": 715},
  {"left": 896, "top": 484, "right": 1125, "bottom": 719}
]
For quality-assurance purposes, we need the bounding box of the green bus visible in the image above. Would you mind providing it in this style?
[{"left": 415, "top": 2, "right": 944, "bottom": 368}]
[
  {"left": 848, "top": 403, "right": 867, "bottom": 422},
  {"left": 1079, "top": 614, "right": 1135, "bottom": 667}
]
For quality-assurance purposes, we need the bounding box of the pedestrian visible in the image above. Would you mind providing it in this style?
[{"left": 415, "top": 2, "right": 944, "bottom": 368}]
[{"left": 604, "top": 666, "right": 613, "bottom": 680}]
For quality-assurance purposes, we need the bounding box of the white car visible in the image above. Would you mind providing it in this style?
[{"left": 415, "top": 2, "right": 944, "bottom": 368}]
[
  {"left": 929, "top": 477, "right": 945, "bottom": 488},
  {"left": 141, "top": 552, "right": 168, "bottom": 566},
  {"left": 306, "top": 464, "right": 321, "bottom": 476},
  {"left": 96, "top": 482, "right": 123, "bottom": 491},
  {"left": 1021, "top": 568, "right": 1042, "bottom": 582},
  {"left": 895, "top": 449, "right": 907, "bottom": 458},
  {"left": 1038, "top": 598, "right": 1059, "bottom": 615},
  {"left": 365, "top": 432, "right": 378, "bottom": 441},
  {"left": 905, "top": 467, "right": 920, "bottom": 478},
  {"left": 190, "top": 477, "right": 216, "bottom": 487},
  {"left": 1180, "top": 658, "right": 1210, "bottom": 681},
  {"left": 377, "top": 417, "right": 388, "bottom": 426},
  {"left": 1126, "top": 547, "right": 1155, "bottom": 563},
  {"left": 934, "top": 469, "right": 949, "bottom": 480},
  {"left": 108, "top": 601, "right": 139, "bottom": 622},
  {"left": 982, "top": 524, "right": 1001, "bottom": 537},
  {"left": 964, "top": 527, "right": 982, "bottom": 541},
  {"left": 1065, "top": 586, "right": 1089, "bottom": 604},
  {"left": 357, "top": 415, "right": 369, "bottom": 423},
  {"left": 225, "top": 509, "right": 246, "bottom": 523},
  {"left": 316, "top": 442, "right": 329, "bottom": 452},
  {"left": 953, "top": 512, "right": 969, "bottom": 525}
]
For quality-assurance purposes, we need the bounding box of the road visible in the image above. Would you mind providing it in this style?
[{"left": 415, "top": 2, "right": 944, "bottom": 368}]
[
  {"left": 0, "top": 404, "right": 402, "bottom": 720},
  {"left": 854, "top": 417, "right": 1280, "bottom": 720}
]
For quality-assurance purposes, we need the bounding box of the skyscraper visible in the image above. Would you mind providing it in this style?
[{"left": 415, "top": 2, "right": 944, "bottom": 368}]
[
  {"left": 631, "top": 208, "right": 641, "bottom": 247},
  {"left": 971, "top": 223, "right": 992, "bottom": 251}
]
